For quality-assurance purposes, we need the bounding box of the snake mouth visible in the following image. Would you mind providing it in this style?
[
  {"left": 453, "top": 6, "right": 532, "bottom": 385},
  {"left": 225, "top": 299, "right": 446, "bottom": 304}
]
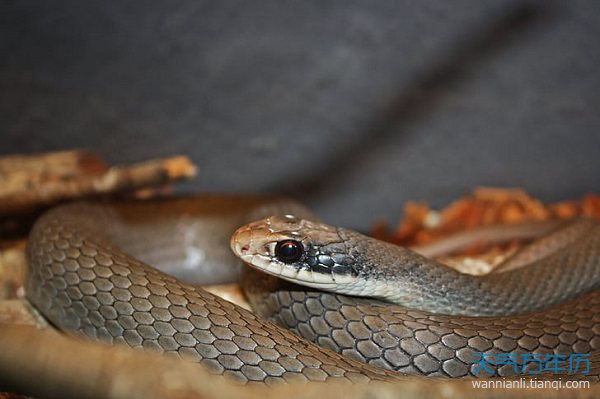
[
  {"left": 231, "top": 234, "right": 356, "bottom": 288},
  {"left": 233, "top": 246, "right": 349, "bottom": 287}
]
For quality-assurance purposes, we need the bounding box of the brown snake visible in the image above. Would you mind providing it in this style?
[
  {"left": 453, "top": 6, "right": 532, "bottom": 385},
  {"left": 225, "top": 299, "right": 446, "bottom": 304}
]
[{"left": 25, "top": 196, "right": 600, "bottom": 383}]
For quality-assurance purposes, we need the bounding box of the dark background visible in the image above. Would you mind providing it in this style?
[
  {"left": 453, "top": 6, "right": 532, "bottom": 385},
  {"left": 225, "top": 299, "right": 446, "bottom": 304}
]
[{"left": 2, "top": 1, "right": 599, "bottom": 230}]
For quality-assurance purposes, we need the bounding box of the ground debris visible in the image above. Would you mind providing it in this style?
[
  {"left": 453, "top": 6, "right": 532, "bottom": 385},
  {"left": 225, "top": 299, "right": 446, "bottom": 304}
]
[{"left": 373, "top": 187, "right": 600, "bottom": 259}]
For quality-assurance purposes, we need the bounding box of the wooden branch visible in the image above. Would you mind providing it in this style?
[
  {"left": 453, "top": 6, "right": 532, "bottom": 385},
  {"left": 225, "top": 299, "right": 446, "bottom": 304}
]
[
  {"left": 0, "top": 150, "right": 106, "bottom": 180},
  {"left": 0, "top": 151, "right": 197, "bottom": 216},
  {"left": 0, "top": 325, "right": 593, "bottom": 399}
]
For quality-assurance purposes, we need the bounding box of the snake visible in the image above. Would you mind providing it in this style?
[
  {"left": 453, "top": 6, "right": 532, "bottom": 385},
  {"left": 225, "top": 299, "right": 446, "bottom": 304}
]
[{"left": 25, "top": 196, "right": 600, "bottom": 383}]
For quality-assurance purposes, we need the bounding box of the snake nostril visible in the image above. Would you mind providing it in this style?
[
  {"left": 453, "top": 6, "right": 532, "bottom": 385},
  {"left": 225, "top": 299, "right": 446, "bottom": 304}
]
[{"left": 240, "top": 245, "right": 249, "bottom": 254}]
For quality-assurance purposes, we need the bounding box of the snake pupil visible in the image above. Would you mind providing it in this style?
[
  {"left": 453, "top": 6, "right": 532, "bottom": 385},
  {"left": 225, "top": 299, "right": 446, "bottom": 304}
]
[{"left": 275, "top": 240, "right": 304, "bottom": 263}]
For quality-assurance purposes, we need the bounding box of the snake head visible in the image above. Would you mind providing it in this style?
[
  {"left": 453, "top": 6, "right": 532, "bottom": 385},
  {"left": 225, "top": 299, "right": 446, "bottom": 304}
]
[{"left": 231, "top": 215, "right": 359, "bottom": 289}]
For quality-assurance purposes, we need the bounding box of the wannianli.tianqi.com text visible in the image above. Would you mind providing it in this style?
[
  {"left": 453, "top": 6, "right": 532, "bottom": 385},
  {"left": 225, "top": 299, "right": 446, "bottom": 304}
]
[{"left": 471, "top": 378, "right": 590, "bottom": 390}]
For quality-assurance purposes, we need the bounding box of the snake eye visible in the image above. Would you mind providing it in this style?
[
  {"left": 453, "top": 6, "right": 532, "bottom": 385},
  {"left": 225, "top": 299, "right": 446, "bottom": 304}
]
[{"left": 274, "top": 240, "right": 304, "bottom": 263}]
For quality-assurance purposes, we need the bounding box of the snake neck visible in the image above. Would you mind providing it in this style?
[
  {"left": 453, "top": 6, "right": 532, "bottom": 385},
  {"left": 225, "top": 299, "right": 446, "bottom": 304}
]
[
  {"left": 338, "top": 228, "right": 479, "bottom": 314},
  {"left": 338, "top": 225, "right": 600, "bottom": 316}
]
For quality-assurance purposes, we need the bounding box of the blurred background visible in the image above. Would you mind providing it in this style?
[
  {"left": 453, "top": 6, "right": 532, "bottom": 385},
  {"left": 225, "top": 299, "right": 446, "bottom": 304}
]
[{"left": 1, "top": 0, "right": 599, "bottom": 230}]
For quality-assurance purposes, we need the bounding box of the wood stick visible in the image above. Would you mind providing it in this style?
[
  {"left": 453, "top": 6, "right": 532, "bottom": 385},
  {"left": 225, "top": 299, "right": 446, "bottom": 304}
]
[
  {"left": 0, "top": 325, "right": 595, "bottom": 399},
  {"left": 0, "top": 152, "right": 197, "bottom": 215}
]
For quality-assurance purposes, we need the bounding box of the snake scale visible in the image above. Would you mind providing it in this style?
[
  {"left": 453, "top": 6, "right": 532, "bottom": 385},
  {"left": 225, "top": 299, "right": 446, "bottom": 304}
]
[{"left": 25, "top": 196, "right": 600, "bottom": 383}]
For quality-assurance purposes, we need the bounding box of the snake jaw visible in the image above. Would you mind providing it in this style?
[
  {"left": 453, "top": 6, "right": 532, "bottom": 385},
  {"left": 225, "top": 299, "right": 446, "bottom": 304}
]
[
  {"left": 231, "top": 216, "right": 359, "bottom": 288},
  {"left": 232, "top": 240, "right": 342, "bottom": 287}
]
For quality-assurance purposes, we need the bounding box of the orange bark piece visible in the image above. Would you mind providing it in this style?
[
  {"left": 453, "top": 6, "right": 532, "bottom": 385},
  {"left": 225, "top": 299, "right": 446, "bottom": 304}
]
[{"left": 373, "top": 187, "right": 600, "bottom": 256}]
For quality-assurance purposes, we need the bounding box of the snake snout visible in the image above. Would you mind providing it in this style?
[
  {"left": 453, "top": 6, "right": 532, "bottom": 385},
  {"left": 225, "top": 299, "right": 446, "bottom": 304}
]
[
  {"left": 230, "top": 223, "right": 274, "bottom": 261},
  {"left": 230, "top": 226, "right": 251, "bottom": 258}
]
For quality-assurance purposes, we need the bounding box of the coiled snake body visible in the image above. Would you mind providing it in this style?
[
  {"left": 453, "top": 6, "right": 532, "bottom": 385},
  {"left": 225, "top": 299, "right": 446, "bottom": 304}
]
[{"left": 25, "top": 196, "right": 600, "bottom": 383}]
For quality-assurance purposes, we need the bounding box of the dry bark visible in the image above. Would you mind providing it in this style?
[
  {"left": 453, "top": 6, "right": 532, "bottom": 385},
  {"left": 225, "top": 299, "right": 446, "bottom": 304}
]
[{"left": 0, "top": 150, "right": 197, "bottom": 216}]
